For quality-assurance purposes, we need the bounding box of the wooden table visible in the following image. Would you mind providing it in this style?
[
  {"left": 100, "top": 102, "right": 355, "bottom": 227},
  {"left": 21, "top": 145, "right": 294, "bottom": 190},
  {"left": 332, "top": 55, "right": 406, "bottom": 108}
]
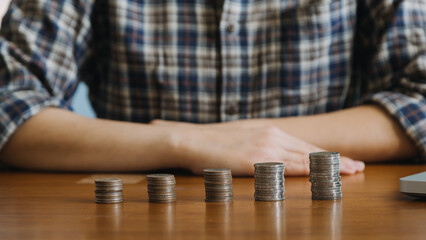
[{"left": 0, "top": 165, "right": 425, "bottom": 240}]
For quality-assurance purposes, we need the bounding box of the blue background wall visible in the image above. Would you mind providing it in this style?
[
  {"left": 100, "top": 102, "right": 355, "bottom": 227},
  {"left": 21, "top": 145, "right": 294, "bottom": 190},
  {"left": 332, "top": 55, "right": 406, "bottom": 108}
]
[{"left": 71, "top": 83, "right": 96, "bottom": 118}]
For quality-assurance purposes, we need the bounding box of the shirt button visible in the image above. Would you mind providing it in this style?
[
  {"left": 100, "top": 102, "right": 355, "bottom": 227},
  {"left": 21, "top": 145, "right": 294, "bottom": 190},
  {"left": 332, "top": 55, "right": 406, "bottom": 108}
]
[
  {"left": 226, "top": 24, "right": 235, "bottom": 33},
  {"left": 225, "top": 104, "right": 238, "bottom": 115}
]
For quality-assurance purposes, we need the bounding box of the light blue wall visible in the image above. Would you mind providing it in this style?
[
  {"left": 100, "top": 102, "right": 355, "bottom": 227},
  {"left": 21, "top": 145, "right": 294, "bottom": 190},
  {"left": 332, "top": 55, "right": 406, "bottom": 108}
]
[{"left": 71, "top": 82, "right": 96, "bottom": 118}]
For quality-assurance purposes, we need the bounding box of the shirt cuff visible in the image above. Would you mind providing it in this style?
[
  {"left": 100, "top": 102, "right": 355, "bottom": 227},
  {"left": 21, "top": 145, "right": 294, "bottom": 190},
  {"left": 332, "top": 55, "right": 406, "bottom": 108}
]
[
  {"left": 0, "top": 91, "right": 65, "bottom": 151},
  {"left": 363, "top": 91, "right": 426, "bottom": 162}
]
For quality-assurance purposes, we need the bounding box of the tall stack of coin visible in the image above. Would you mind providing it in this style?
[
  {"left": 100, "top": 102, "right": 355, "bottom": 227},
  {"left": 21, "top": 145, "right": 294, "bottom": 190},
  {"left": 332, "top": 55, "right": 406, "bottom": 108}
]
[
  {"left": 254, "top": 162, "right": 285, "bottom": 201},
  {"left": 203, "top": 169, "right": 234, "bottom": 202},
  {"left": 94, "top": 178, "right": 123, "bottom": 204},
  {"left": 309, "top": 152, "right": 342, "bottom": 200},
  {"left": 146, "top": 174, "right": 176, "bottom": 203}
]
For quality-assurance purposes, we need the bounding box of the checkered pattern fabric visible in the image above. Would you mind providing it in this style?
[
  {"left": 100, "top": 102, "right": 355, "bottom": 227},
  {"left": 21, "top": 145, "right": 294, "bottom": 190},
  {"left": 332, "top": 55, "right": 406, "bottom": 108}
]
[{"left": 0, "top": 0, "right": 425, "bottom": 159}]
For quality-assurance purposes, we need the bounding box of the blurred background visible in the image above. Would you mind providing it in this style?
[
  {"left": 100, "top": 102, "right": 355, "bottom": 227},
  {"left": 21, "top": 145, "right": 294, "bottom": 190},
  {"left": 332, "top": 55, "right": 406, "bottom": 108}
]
[{"left": 0, "top": 0, "right": 96, "bottom": 118}]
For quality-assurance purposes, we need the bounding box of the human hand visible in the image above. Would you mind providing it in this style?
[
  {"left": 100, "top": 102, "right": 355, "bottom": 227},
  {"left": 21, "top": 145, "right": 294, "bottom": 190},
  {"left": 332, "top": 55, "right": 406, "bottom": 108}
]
[{"left": 151, "top": 120, "right": 365, "bottom": 176}]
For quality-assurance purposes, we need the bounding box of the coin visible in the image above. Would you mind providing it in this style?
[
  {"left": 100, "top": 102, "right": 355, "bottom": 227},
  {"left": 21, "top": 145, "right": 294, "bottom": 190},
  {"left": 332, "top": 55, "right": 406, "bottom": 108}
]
[
  {"left": 203, "top": 169, "right": 233, "bottom": 202},
  {"left": 309, "top": 152, "right": 342, "bottom": 200},
  {"left": 254, "top": 162, "right": 285, "bottom": 201},
  {"left": 146, "top": 174, "right": 176, "bottom": 203},
  {"left": 94, "top": 178, "right": 123, "bottom": 204}
]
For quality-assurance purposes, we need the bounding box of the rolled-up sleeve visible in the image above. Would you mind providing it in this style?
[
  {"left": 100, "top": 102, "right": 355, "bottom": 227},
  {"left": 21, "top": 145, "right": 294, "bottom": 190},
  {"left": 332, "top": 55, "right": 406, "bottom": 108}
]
[
  {"left": 0, "top": 0, "right": 94, "bottom": 150},
  {"left": 359, "top": 1, "right": 426, "bottom": 160}
]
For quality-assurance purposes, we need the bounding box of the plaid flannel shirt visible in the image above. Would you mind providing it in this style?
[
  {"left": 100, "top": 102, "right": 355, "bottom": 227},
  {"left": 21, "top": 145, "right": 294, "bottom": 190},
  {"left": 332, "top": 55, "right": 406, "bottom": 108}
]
[{"left": 0, "top": 0, "right": 425, "bottom": 160}]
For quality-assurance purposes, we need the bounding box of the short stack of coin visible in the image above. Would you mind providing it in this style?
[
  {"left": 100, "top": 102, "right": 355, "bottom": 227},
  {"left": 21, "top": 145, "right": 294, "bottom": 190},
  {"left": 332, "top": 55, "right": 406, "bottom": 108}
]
[
  {"left": 309, "top": 152, "right": 342, "bottom": 200},
  {"left": 146, "top": 174, "right": 176, "bottom": 203},
  {"left": 254, "top": 162, "right": 285, "bottom": 201},
  {"left": 203, "top": 169, "right": 234, "bottom": 202},
  {"left": 94, "top": 178, "right": 123, "bottom": 204}
]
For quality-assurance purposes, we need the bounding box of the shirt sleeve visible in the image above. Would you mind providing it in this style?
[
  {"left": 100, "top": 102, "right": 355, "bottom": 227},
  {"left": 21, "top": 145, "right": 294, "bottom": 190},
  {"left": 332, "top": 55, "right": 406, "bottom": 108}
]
[
  {"left": 0, "top": 0, "right": 94, "bottom": 150},
  {"left": 356, "top": 0, "right": 426, "bottom": 161}
]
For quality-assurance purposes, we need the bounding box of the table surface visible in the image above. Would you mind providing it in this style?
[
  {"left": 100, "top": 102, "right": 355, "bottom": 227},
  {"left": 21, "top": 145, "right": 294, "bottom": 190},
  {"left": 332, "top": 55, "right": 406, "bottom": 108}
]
[{"left": 0, "top": 165, "right": 425, "bottom": 240}]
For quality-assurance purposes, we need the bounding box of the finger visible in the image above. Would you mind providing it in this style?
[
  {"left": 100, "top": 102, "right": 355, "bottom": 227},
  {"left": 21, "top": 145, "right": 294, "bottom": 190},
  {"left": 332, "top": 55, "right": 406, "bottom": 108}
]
[
  {"left": 340, "top": 156, "right": 365, "bottom": 175},
  {"left": 352, "top": 159, "right": 365, "bottom": 173},
  {"left": 282, "top": 152, "right": 310, "bottom": 176},
  {"left": 283, "top": 154, "right": 365, "bottom": 176}
]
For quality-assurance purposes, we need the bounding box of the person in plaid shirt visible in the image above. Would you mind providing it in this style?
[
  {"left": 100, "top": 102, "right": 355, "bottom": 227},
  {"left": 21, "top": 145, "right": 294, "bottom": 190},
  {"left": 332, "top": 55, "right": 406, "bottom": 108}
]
[{"left": 0, "top": 0, "right": 424, "bottom": 176}]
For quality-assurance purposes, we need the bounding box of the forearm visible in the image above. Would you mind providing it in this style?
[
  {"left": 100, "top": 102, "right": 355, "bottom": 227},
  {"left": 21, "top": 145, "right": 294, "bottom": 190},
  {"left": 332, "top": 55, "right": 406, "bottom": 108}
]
[
  {"left": 0, "top": 108, "right": 179, "bottom": 171},
  {"left": 267, "top": 105, "right": 419, "bottom": 162}
]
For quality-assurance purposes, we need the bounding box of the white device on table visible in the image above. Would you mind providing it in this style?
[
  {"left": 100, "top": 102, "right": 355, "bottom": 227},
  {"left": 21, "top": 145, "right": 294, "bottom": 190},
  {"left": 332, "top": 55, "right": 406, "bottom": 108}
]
[{"left": 400, "top": 171, "right": 426, "bottom": 198}]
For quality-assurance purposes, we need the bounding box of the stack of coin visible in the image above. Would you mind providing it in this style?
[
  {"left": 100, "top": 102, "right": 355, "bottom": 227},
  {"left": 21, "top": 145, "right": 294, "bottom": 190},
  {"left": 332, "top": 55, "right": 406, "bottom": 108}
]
[
  {"left": 94, "top": 178, "right": 123, "bottom": 204},
  {"left": 309, "top": 152, "right": 342, "bottom": 200},
  {"left": 146, "top": 174, "right": 176, "bottom": 203},
  {"left": 203, "top": 169, "right": 233, "bottom": 202},
  {"left": 254, "top": 162, "right": 285, "bottom": 201}
]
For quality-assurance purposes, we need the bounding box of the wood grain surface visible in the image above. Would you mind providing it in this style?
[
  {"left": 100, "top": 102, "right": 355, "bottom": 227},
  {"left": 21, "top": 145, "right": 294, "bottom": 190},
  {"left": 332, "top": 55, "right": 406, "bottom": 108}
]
[{"left": 0, "top": 165, "right": 425, "bottom": 240}]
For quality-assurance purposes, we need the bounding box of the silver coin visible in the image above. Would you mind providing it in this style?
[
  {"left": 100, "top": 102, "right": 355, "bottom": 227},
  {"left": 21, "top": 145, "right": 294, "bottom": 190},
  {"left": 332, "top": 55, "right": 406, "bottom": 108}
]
[
  {"left": 254, "top": 162, "right": 285, "bottom": 170},
  {"left": 147, "top": 174, "right": 177, "bottom": 203},
  {"left": 204, "top": 169, "right": 234, "bottom": 203},
  {"left": 310, "top": 151, "right": 340, "bottom": 157},
  {"left": 311, "top": 189, "right": 342, "bottom": 193},
  {"left": 255, "top": 192, "right": 285, "bottom": 197},
  {"left": 204, "top": 168, "right": 231, "bottom": 173},
  {"left": 310, "top": 162, "right": 340, "bottom": 166},
  {"left": 205, "top": 182, "right": 232, "bottom": 186},
  {"left": 311, "top": 181, "right": 342, "bottom": 188},
  {"left": 147, "top": 179, "right": 176, "bottom": 184},
  {"left": 147, "top": 183, "right": 176, "bottom": 187},
  {"left": 256, "top": 185, "right": 285, "bottom": 190},
  {"left": 94, "top": 178, "right": 124, "bottom": 204},
  {"left": 254, "top": 172, "right": 284, "bottom": 175},
  {"left": 312, "top": 191, "right": 342, "bottom": 197},
  {"left": 95, "top": 198, "right": 123, "bottom": 202},
  {"left": 310, "top": 172, "right": 340, "bottom": 177},
  {"left": 309, "top": 152, "right": 343, "bottom": 200},
  {"left": 255, "top": 177, "right": 285, "bottom": 181},
  {"left": 310, "top": 164, "right": 340, "bottom": 169},
  {"left": 255, "top": 183, "right": 285, "bottom": 187},
  {"left": 310, "top": 159, "right": 340, "bottom": 164},
  {"left": 95, "top": 191, "right": 123, "bottom": 195},
  {"left": 255, "top": 196, "right": 285, "bottom": 201},
  {"left": 147, "top": 190, "right": 176, "bottom": 195},
  {"left": 95, "top": 187, "right": 124, "bottom": 192},
  {"left": 204, "top": 184, "right": 232, "bottom": 190},
  {"left": 94, "top": 199, "right": 123, "bottom": 203},
  {"left": 309, "top": 178, "right": 341, "bottom": 183},
  {"left": 255, "top": 179, "right": 285, "bottom": 183},
  {"left": 310, "top": 168, "right": 340, "bottom": 173},
  {"left": 95, "top": 178, "right": 123, "bottom": 184},
  {"left": 311, "top": 190, "right": 342, "bottom": 195},
  {"left": 310, "top": 183, "right": 340, "bottom": 187},
  {"left": 255, "top": 169, "right": 285, "bottom": 173},
  {"left": 255, "top": 193, "right": 285, "bottom": 197},
  {"left": 147, "top": 174, "right": 175, "bottom": 178},
  {"left": 255, "top": 185, "right": 285, "bottom": 189},
  {"left": 95, "top": 199, "right": 123, "bottom": 203},
  {"left": 254, "top": 162, "right": 286, "bottom": 202}
]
